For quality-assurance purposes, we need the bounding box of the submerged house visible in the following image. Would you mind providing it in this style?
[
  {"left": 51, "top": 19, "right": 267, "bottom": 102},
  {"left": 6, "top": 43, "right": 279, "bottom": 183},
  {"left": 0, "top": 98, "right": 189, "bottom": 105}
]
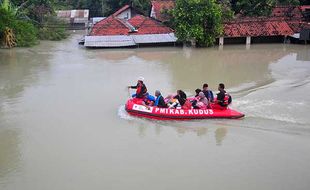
[
  {"left": 220, "top": 18, "right": 294, "bottom": 45},
  {"left": 149, "top": 0, "right": 310, "bottom": 45},
  {"left": 219, "top": 5, "right": 310, "bottom": 45},
  {"left": 84, "top": 5, "right": 177, "bottom": 48},
  {"left": 56, "top": 10, "right": 89, "bottom": 29},
  {"left": 271, "top": 6, "right": 310, "bottom": 42}
]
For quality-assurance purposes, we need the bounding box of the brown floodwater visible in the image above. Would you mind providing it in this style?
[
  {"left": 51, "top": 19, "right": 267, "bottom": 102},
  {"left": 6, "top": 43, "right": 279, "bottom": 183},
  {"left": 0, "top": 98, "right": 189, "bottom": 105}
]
[{"left": 1, "top": 32, "right": 310, "bottom": 190}]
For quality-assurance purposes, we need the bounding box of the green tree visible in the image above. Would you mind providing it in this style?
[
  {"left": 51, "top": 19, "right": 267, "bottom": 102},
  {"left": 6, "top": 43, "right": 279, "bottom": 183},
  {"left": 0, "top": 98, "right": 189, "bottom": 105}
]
[
  {"left": 0, "top": 6, "right": 38, "bottom": 47},
  {"left": 172, "top": 0, "right": 223, "bottom": 47},
  {"left": 218, "top": 0, "right": 234, "bottom": 21},
  {"left": 1, "top": 0, "right": 68, "bottom": 47}
]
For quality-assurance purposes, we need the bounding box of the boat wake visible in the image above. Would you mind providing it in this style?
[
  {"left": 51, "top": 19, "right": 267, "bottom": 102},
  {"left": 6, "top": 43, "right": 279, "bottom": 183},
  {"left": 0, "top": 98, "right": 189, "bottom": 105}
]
[{"left": 118, "top": 105, "right": 135, "bottom": 121}]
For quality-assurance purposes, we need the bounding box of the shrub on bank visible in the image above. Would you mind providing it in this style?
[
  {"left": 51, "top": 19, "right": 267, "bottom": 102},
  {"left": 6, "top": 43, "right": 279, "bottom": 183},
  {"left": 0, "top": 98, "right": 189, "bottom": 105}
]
[
  {"left": 1, "top": 7, "right": 69, "bottom": 48},
  {"left": 0, "top": 8, "right": 38, "bottom": 47},
  {"left": 14, "top": 20, "right": 38, "bottom": 47},
  {"left": 38, "top": 16, "right": 69, "bottom": 41}
]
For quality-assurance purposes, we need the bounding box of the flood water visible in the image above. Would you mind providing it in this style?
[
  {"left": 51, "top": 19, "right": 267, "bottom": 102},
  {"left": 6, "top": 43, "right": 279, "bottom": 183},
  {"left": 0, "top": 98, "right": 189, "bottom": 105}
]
[{"left": 1, "top": 33, "right": 310, "bottom": 190}]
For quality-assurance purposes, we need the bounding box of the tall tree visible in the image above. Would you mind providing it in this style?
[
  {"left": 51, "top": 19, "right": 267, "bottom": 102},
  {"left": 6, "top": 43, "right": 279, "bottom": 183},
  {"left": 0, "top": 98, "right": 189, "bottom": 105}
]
[{"left": 172, "top": 0, "right": 223, "bottom": 47}]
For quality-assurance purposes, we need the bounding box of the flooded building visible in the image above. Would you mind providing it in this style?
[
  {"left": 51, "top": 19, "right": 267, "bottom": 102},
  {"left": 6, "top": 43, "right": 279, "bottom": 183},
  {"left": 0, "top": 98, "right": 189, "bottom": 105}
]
[
  {"left": 221, "top": 18, "right": 294, "bottom": 45},
  {"left": 149, "top": 1, "right": 310, "bottom": 45},
  {"left": 56, "top": 9, "right": 89, "bottom": 30},
  {"left": 84, "top": 5, "right": 177, "bottom": 48},
  {"left": 221, "top": 6, "right": 310, "bottom": 45}
]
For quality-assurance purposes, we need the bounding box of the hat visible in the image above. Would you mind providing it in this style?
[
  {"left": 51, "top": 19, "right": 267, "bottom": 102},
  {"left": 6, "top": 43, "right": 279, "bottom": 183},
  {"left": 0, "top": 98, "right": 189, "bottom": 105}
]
[{"left": 138, "top": 77, "right": 144, "bottom": 82}]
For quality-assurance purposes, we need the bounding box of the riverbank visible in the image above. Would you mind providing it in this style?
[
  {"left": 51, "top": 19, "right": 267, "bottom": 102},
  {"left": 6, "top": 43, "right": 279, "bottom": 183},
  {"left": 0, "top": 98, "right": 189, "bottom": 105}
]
[{"left": 1, "top": 33, "right": 310, "bottom": 190}]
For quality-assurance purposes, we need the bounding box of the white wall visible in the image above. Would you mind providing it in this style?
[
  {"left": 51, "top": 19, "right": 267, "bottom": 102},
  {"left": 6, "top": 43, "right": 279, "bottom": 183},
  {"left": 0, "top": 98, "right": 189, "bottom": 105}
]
[{"left": 116, "top": 9, "right": 131, "bottom": 20}]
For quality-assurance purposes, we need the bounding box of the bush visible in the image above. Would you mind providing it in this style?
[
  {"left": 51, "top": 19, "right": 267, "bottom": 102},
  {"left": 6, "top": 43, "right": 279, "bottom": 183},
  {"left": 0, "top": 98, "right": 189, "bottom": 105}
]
[
  {"left": 38, "top": 16, "right": 69, "bottom": 41},
  {"left": 0, "top": 8, "right": 38, "bottom": 47},
  {"left": 13, "top": 20, "right": 38, "bottom": 47}
]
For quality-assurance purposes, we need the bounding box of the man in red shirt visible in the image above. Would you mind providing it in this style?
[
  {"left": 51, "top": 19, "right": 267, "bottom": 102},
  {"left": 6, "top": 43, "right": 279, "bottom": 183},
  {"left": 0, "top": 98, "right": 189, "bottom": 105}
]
[{"left": 128, "top": 77, "right": 148, "bottom": 99}]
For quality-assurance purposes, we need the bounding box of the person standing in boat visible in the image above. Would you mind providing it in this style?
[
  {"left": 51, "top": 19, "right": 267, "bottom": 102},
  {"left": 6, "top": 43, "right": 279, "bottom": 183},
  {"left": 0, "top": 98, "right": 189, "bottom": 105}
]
[
  {"left": 128, "top": 77, "right": 148, "bottom": 99},
  {"left": 154, "top": 90, "right": 167, "bottom": 108},
  {"left": 202, "top": 83, "right": 214, "bottom": 102},
  {"left": 216, "top": 83, "right": 232, "bottom": 107}
]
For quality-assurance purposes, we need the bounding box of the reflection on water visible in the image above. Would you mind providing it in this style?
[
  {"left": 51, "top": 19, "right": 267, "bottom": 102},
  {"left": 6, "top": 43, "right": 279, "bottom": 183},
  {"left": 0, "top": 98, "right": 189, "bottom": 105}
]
[
  {"left": 1, "top": 33, "right": 310, "bottom": 190},
  {"left": 296, "top": 47, "right": 310, "bottom": 61},
  {"left": 138, "top": 125, "right": 147, "bottom": 137},
  {"left": 0, "top": 129, "right": 20, "bottom": 182},
  {"left": 215, "top": 127, "right": 228, "bottom": 146}
]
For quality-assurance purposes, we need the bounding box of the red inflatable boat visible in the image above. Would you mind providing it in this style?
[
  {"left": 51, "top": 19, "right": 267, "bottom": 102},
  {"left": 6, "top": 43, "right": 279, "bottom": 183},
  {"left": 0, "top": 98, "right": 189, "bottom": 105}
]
[{"left": 125, "top": 98, "right": 245, "bottom": 120}]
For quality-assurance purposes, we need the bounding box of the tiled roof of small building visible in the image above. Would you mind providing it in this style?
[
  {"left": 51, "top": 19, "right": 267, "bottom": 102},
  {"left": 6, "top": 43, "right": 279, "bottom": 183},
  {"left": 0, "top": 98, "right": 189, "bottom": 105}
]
[
  {"left": 224, "top": 18, "right": 294, "bottom": 37},
  {"left": 90, "top": 16, "right": 130, "bottom": 36},
  {"left": 151, "top": 0, "right": 175, "bottom": 22},
  {"left": 224, "top": 5, "right": 310, "bottom": 36},
  {"left": 90, "top": 14, "right": 174, "bottom": 36},
  {"left": 129, "top": 15, "right": 174, "bottom": 34}
]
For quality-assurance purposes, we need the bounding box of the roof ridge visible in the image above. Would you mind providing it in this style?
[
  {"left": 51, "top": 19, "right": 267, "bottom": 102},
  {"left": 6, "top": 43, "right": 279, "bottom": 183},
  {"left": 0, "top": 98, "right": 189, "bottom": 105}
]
[
  {"left": 115, "top": 17, "right": 137, "bottom": 32},
  {"left": 131, "top": 15, "right": 148, "bottom": 28}
]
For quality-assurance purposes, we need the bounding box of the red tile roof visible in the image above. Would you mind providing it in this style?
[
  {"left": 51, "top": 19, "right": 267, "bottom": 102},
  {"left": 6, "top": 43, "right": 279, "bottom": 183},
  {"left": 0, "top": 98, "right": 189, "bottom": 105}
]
[
  {"left": 130, "top": 15, "right": 174, "bottom": 34},
  {"left": 151, "top": 0, "right": 175, "bottom": 22},
  {"left": 90, "top": 15, "right": 174, "bottom": 36},
  {"left": 225, "top": 6, "right": 310, "bottom": 36},
  {"left": 90, "top": 16, "right": 131, "bottom": 36},
  {"left": 224, "top": 18, "right": 294, "bottom": 37}
]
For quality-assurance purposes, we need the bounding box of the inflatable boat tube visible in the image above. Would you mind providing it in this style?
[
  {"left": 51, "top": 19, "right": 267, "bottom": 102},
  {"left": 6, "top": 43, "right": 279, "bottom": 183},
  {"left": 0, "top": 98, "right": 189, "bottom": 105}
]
[{"left": 125, "top": 98, "right": 245, "bottom": 120}]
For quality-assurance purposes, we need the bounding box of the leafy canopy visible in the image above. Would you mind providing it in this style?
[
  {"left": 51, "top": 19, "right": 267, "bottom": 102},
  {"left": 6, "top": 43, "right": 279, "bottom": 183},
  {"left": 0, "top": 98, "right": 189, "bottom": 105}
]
[{"left": 172, "top": 0, "right": 223, "bottom": 47}]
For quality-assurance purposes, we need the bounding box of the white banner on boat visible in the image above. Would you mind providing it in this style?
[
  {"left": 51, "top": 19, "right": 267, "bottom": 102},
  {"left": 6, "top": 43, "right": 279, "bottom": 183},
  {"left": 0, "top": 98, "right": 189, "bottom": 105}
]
[{"left": 133, "top": 104, "right": 153, "bottom": 113}]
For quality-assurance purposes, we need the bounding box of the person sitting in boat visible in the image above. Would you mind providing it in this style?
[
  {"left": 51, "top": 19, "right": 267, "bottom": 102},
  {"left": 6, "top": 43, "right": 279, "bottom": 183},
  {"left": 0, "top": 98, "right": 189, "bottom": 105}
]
[
  {"left": 173, "top": 90, "right": 186, "bottom": 106},
  {"left": 174, "top": 90, "right": 192, "bottom": 109},
  {"left": 166, "top": 94, "right": 180, "bottom": 109},
  {"left": 154, "top": 90, "right": 167, "bottom": 108},
  {"left": 195, "top": 88, "right": 202, "bottom": 97},
  {"left": 128, "top": 77, "right": 147, "bottom": 99},
  {"left": 191, "top": 89, "right": 202, "bottom": 108},
  {"left": 144, "top": 94, "right": 156, "bottom": 106},
  {"left": 202, "top": 83, "right": 214, "bottom": 103},
  {"left": 216, "top": 83, "right": 232, "bottom": 107},
  {"left": 196, "top": 92, "right": 209, "bottom": 109}
]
